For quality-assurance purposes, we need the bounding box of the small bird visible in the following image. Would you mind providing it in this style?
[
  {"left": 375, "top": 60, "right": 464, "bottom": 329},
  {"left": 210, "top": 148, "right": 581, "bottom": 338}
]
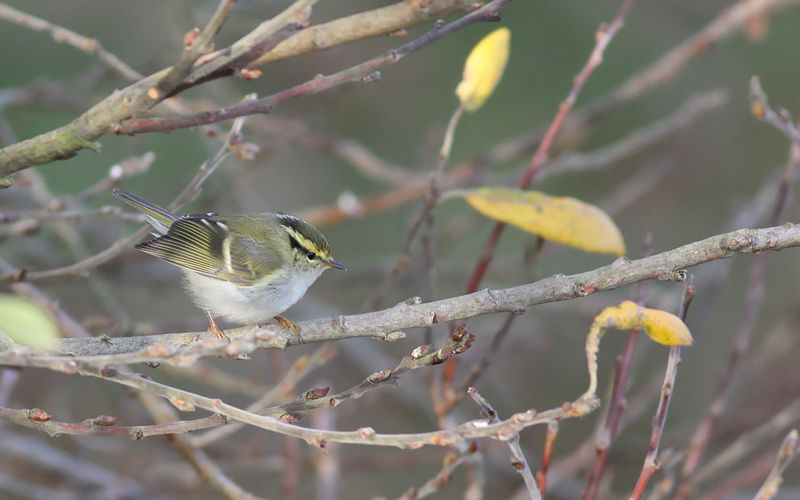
[{"left": 112, "top": 188, "right": 345, "bottom": 340}]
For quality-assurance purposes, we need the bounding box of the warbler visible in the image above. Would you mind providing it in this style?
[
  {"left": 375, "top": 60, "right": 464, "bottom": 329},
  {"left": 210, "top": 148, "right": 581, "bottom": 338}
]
[{"left": 112, "top": 188, "right": 345, "bottom": 339}]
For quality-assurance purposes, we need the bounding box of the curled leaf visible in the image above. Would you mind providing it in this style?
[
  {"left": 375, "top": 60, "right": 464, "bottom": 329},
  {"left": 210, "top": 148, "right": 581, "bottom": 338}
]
[
  {"left": 453, "top": 187, "right": 626, "bottom": 256},
  {"left": 595, "top": 301, "right": 693, "bottom": 346},
  {"left": 456, "top": 27, "right": 510, "bottom": 112},
  {"left": 0, "top": 294, "right": 59, "bottom": 352},
  {"left": 580, "top": 301, "right": 692, "bottom": 404}
]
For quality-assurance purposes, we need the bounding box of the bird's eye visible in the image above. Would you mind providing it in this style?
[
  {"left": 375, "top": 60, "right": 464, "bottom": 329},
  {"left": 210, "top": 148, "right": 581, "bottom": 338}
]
[{"left": 306, "top": 251, "right": 317, "bottom": 261}]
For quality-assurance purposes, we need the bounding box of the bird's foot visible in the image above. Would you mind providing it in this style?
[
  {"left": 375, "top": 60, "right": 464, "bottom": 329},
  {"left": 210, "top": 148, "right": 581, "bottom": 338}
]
[
  {"left": 273, "top": 315, "right": 300, "bottom": 335},
  {"left": 206, "top": 311, "right": 230, "bottom": 343}
]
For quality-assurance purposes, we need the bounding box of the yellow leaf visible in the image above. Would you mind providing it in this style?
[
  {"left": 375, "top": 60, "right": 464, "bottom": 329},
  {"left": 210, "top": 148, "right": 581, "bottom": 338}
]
[
  {"left": 456, "top": 27, "right": 510, "bottom": 112},
  {"left": 639, "top": 306, "right": 694, "bottom": 346},
  {"left": 579, "top": 301, "right": 692, "bottom": 405},
  {"left": 455, "top": 187, "right": 626, "bottom": 256},
  {"left": 597, "top": 301, "right": 693, "bottom": 346},
  {"left": 0, "top": 294, "right": 59, "bottom": 352}
]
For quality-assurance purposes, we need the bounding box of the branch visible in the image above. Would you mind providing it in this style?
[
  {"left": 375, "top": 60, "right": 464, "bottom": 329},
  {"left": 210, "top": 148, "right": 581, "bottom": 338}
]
[
  {"left": 749, "top": 75, "right": 800, "bottom": 145},
  {"left": 0, "top": 0, "right": 304, "bottom": 177},
  {"left": 246, "top": 0, "right": 472, "bottom": 67},
  {"left": 0, "top": 225, "right": 799, "bottom": 364},
  {"left": 114, "top": 0, "right": 511, "bottom": 134},
  {"left": 463, "top": 0, "right": 637, "bottom": 295},
  {"left": 754, "top": 429, "right": 799, "bottom": 500},
  {"left": 677, "top": 117, "right": 800, "bottom": 494},
  {"left": 0, "top": 112, "right": 251, "bottom": 283},
  {"left": 468, "top": 388, "right": 541, "bottom": 499},
  {"left": 0, "top": 405, "right": 227, "bottom": 439},
  {"left": 681, "top": 398, "right": 800, "bottom": 495},
  {"left": 0, "top": 0, "right": 483, "bottom": 176},
  {"left": 0, "top": 3, "right": 140, "bottom": 81},
  {"left": 630, "top": 280, "right": 695, "bottom": 499}
]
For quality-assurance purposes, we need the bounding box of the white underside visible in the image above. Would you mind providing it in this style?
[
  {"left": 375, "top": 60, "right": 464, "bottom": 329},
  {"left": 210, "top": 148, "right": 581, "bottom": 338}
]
[{"left": 182, "top": 268, "right": 321, "bottom": 324}]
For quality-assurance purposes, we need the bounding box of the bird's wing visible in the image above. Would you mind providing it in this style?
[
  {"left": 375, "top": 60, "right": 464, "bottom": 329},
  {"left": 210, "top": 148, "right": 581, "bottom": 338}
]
[
  {"left": 112, "top": 188, "right": 176, "bottom": 235},
  {"left": 135, "top": 214, "right": 275, "bottom": 286}
]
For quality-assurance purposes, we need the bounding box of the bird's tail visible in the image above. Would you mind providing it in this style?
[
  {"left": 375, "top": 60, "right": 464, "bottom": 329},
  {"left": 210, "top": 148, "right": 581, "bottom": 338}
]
[{"left": 112, "top": 187, "right": 176, "bottom": 235}]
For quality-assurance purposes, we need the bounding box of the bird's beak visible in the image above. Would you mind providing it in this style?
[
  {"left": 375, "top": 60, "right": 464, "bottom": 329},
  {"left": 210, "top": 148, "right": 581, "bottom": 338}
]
[{"left": 324, "top": 258, "right": 347, "bottom": 271}]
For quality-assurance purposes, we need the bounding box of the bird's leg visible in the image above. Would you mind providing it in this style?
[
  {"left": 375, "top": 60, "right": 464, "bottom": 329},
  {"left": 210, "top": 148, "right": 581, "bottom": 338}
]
[
  {"left": 273, "top": 315, "right": 300, "bottom": 335},
  {"left": 206, "top": 311, "right": 230, "bottom": 342}
]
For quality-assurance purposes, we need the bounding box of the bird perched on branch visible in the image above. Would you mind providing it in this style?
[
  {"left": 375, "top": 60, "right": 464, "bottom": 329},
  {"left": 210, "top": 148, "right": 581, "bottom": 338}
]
[{"left": 113, "top": 188, "right": 345, "bottom": 340}]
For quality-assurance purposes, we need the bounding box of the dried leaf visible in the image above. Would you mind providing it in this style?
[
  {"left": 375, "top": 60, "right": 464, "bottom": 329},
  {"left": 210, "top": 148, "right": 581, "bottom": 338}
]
[
  {"left": 0, "top": 294, "right": 59, "bottom": 352},
  {"left": 456, "top": 27, "right": 510, "bottom": 112},
  {"left": 453, "top": 187, "right": 626, "bottom": 256}
]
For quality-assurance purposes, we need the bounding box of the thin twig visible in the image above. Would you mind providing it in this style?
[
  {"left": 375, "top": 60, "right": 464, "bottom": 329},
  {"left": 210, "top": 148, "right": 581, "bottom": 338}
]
[
  {"left": 536, "top": 421, "right": 560, "bottom": 496},
  {"left": 0, "top": 253, "right": 256, "bottom": 499},
  {"left": 399, "top": 448, "right": 476, "bottom": 499},
  {"left": 678, "top": 119, "right": 800, "bottom": 496},
  {"left": 0, "top": 3, "right": 141, "bottom": 81},
  {"left": 468, "top": 387, "right": 542, "bottom": 499},
  {"left": 191, "top": 344, "right": 334, "bottom": 446},
  {"left": 0, "top": 112, "right": 251, "bottom": 283},
  {"left": 681, "top": 398, "right": 800, "bottom": 495},
  {"left": 630, "top": 280, "right": 695, "bottom": 499},
  {"left": 582, "top": 236, "right": 652, "bottom": 500},
  {"left": 0, "top": 405, "right": 227, "bottom": 439},
  {"left": 463, "top": 0, "right": 638, "bottom": 295},
  {"left": 749, "top": 75, "right": 800, "bottom": 145},
  {"left": 753, "top": 429, "right": 799, "bottom": 500},
  {"left": 149, "top": 0, "right": 240, "bottom": 102}
]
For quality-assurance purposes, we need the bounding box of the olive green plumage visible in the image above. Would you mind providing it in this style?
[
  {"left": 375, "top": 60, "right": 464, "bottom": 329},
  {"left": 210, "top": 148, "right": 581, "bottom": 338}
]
[{"left": 112, "top": 188, "right": 345, "bottom": 325}]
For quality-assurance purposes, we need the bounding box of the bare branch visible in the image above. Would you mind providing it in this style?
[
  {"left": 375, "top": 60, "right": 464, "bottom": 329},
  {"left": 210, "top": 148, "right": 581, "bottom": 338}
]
[
  {"left": 1, "top": 224, "right": 799, "bottom": 365},
  {"left": 678, "top": 123, "right": 800, "bottom": 495},
  {"left": 749, "top": 75, "right": 800, "bottom": 145},
  {"left": 114, "top": 1, "right": 510, "bottom": 134},
  {"left": 630, "top": 280, "right": 695, "bottom": 499},
  {"left": 0, "top": 3, "right": 140, "bottom": 81},
  {"left": 0, "top": 112, "right": 250, "bottom": 283},
  {"left": 464, "top": 0, "right": 637, "bottom": 295},
  {"left": 469, "top": 388, "right": 541, "bottom": 499},
  {"left": 681, "top": 398, "right": 800, "bottom": 495},
  {"left": 754, "top": 429, "right": 799, "bottom": 500}
]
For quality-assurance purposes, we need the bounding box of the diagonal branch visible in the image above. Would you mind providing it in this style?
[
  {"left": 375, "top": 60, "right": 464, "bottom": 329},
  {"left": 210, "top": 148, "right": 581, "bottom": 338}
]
[{"left": 114, "top": 0, "right": 511, "bottom": 135}]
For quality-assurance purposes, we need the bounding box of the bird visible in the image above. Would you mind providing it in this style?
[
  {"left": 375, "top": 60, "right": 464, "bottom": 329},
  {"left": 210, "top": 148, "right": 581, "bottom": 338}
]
[{"left": 112, "top": 187, "right": 345, "bottom": 340}]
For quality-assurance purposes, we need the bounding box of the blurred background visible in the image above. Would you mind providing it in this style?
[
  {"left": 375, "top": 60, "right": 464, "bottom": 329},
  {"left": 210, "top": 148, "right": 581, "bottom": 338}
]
[{"left": 1, "top": 0, "right": 800, "bottom": 498}]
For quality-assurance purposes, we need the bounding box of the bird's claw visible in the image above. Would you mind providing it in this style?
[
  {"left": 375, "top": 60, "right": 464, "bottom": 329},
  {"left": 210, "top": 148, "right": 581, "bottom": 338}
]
[
  {"left": 206, "top": 311, "right": 230, "bottom": 343},
  {"left": 273, "top": 316, "right": 300, "bottom": 335}
]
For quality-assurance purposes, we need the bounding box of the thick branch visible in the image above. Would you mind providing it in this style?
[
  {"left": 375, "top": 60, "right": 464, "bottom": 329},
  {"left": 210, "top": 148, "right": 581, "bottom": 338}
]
[{"left": 0, "top": 224, "right": 798, "bottom": 365}]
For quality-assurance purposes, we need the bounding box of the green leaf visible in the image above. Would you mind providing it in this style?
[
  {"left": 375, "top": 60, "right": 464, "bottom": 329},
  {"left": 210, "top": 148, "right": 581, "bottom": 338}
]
[{"left": 0, "top": 294, "right": 59, "bottom": 352}]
